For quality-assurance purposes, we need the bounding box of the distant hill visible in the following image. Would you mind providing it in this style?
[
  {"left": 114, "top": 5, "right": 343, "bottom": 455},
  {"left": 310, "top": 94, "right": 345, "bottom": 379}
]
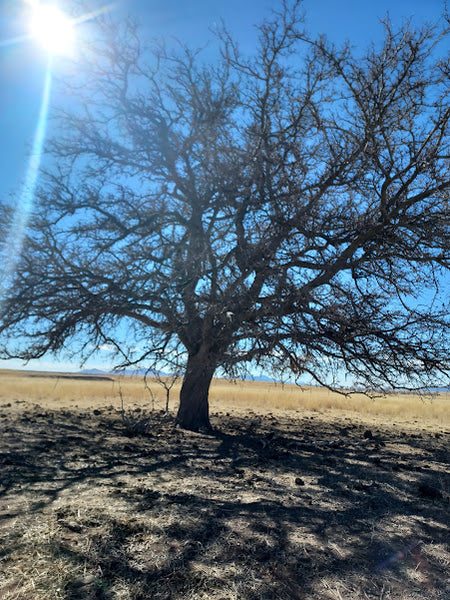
[
  {"left": 78, "top": 369, "right": 449, "bottom": 392},
  {"left": 247, "top": 374, "right": 279, "bottom": 382}
]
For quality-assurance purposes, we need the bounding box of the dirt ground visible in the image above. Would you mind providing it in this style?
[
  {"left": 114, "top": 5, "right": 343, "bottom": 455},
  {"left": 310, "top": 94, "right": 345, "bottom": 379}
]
[{"left": 0, "top": 398, "right": 448, "bottom": 599}]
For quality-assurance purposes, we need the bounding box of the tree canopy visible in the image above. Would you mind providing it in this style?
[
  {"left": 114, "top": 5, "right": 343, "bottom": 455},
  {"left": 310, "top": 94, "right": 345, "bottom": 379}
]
[{"left": 1, "top": 1, "right": 449, "bottom": 430}]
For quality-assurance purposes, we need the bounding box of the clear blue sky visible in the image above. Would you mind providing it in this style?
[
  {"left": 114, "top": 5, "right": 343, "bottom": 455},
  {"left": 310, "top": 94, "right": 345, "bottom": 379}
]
[
  {"left": 1, "top": 0, "right": 446, "bottom": 202},
  {"left": 0, "top": 0, "right": 447, "bottom": 371}
]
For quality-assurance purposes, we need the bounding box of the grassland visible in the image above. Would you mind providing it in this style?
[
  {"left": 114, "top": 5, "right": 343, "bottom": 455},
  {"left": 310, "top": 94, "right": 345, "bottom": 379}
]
[
  {"left": 0, "top": 369, "right": 448, "bottom": 426},
  {"left": 0, "top": 369, "right": 448, "bottom": 599}
]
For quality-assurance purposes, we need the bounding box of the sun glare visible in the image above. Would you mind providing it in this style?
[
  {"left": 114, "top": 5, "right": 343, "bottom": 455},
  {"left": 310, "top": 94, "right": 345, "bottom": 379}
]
[{"left": 29, "top": 2, "right": 75, "bottom": 55}]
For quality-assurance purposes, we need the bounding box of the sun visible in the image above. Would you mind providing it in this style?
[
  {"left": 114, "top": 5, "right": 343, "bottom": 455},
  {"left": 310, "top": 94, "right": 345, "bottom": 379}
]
[{"left": 28, "top": 2, "right": 75, "bottom": 55}]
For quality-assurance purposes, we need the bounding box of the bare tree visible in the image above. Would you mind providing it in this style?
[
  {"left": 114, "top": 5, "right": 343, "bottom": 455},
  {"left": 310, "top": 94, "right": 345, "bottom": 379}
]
[
  {"left": 144, "top": 347, "right": 183, "bottom": 413},
  {"left": 154, "top": 372, "right": 181, "bottom": 414},
  {"left": 0, "top": 1, "right": 449, "bottom": 430}
]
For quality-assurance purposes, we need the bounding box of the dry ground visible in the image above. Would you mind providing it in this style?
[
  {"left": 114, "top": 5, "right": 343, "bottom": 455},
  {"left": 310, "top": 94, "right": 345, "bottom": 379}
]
[{"left": 0, "top": 371, "right": 449, "bottom": 599}]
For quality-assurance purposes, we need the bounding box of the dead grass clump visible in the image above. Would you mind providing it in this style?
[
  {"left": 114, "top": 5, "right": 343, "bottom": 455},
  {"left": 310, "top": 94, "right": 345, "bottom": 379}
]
[{"left": 0, "top": 514, "right": 84, "bottom": 600}]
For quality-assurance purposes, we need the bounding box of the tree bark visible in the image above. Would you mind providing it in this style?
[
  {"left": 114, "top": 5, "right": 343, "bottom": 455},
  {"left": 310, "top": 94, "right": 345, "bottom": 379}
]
[{"left": 175, "top": 353, "right": 216, "bottom": 431}]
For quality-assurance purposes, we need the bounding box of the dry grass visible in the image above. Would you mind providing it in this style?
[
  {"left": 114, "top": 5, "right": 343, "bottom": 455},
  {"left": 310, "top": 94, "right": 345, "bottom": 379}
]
[
  {"left": 0, "top": 369, "right": 448, "bottom": 599},
  {"left": 0, "top": 369, "right": 448, "bottom": 427},
  {"left": 209, "top": 379, "right": 450, "bottom": 427}
]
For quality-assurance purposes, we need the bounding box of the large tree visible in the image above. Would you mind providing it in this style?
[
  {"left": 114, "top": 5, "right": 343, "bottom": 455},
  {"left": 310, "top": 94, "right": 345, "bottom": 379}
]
[{"left": 1, "top": 1, "right": 449, "bottom": 430}]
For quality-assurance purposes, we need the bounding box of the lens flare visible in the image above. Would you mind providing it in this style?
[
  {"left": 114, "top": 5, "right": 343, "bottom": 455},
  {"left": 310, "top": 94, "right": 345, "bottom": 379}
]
[
  {"left": 0, "top": 2, "right": 118, "bottom": 312},
  {"left": 0, "top": 3, "right": 117, "bottom": 50},
  {"left": 0, "top": 64, "right": 52, "bottom": 312}
]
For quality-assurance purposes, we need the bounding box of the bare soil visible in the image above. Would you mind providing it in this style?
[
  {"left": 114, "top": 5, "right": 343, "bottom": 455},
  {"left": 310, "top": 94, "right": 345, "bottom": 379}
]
[{"left": 0, "top": 399, "right": 448, "bottom": 599}]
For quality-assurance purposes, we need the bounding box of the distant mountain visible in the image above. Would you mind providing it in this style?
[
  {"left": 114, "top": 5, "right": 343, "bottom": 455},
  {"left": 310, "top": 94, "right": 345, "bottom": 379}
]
[
  {"left": 80, "top": 368, "right": 111, "bottom": 375},
  {"left": 247, "top": 374, "right": 278, "bottom": 382},
  {"left": 79, "top": 369, "right": 306, "bottom": 384},
  {"left": 78, "top": 369, "right": 448, "bottom": 392}
]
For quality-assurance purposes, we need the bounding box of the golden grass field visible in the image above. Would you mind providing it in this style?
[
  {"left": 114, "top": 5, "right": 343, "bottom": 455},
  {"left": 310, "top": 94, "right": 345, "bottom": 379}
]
[
  {"left": 0, "top": 369, "right": 448, "bottom": 600},
  {"left": 0, "top": 368, "right": 448, "bottom": 428}
]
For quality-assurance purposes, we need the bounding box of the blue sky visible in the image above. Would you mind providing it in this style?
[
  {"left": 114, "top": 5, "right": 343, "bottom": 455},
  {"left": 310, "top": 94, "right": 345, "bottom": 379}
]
[
  {"left": 1, "top": 0, "right": 446, "bottom": 203},
  {"left": 0, "top": 0, "right": 447, "bottom": 372}
]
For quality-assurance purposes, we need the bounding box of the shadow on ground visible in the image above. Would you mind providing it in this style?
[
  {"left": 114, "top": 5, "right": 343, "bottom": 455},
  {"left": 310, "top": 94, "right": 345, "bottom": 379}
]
[{"left": 0, "top": 402, "right": 448, "bottom": 599}]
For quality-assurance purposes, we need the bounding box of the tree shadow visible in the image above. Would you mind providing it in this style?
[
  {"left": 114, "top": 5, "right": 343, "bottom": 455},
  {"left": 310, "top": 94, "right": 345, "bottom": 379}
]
[{"left": 0, "top": 404, "right": 448, "bottom": 599}]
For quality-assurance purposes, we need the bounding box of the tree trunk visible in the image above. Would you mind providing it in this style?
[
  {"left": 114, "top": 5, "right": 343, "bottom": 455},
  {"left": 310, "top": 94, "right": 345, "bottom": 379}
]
[{"left": 175, "top": 353, "right": 216, "bottom": 431}]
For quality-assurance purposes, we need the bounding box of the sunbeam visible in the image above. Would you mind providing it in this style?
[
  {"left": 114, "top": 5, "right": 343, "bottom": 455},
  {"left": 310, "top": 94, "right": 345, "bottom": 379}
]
[
  {"left": 0, "top": 2, "right": 119, "bottom": 315},
  {"left": 73, "top": 2, "right": 119, "bottom": 26},
  {"left": 0, "top": 62, "right": 52, "bottom": 313}
]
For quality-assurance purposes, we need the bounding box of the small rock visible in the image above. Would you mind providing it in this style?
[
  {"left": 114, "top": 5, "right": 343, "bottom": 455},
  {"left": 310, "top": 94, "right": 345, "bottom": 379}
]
[
  {"left": 295, "top": 477, "right": 305, "bottom": 486},
  {"left": 71, "top": 574, "right": 97, "bottom": 588},
  {"left": 363, "top": 429, "right": 373, "bottom": 439}
]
